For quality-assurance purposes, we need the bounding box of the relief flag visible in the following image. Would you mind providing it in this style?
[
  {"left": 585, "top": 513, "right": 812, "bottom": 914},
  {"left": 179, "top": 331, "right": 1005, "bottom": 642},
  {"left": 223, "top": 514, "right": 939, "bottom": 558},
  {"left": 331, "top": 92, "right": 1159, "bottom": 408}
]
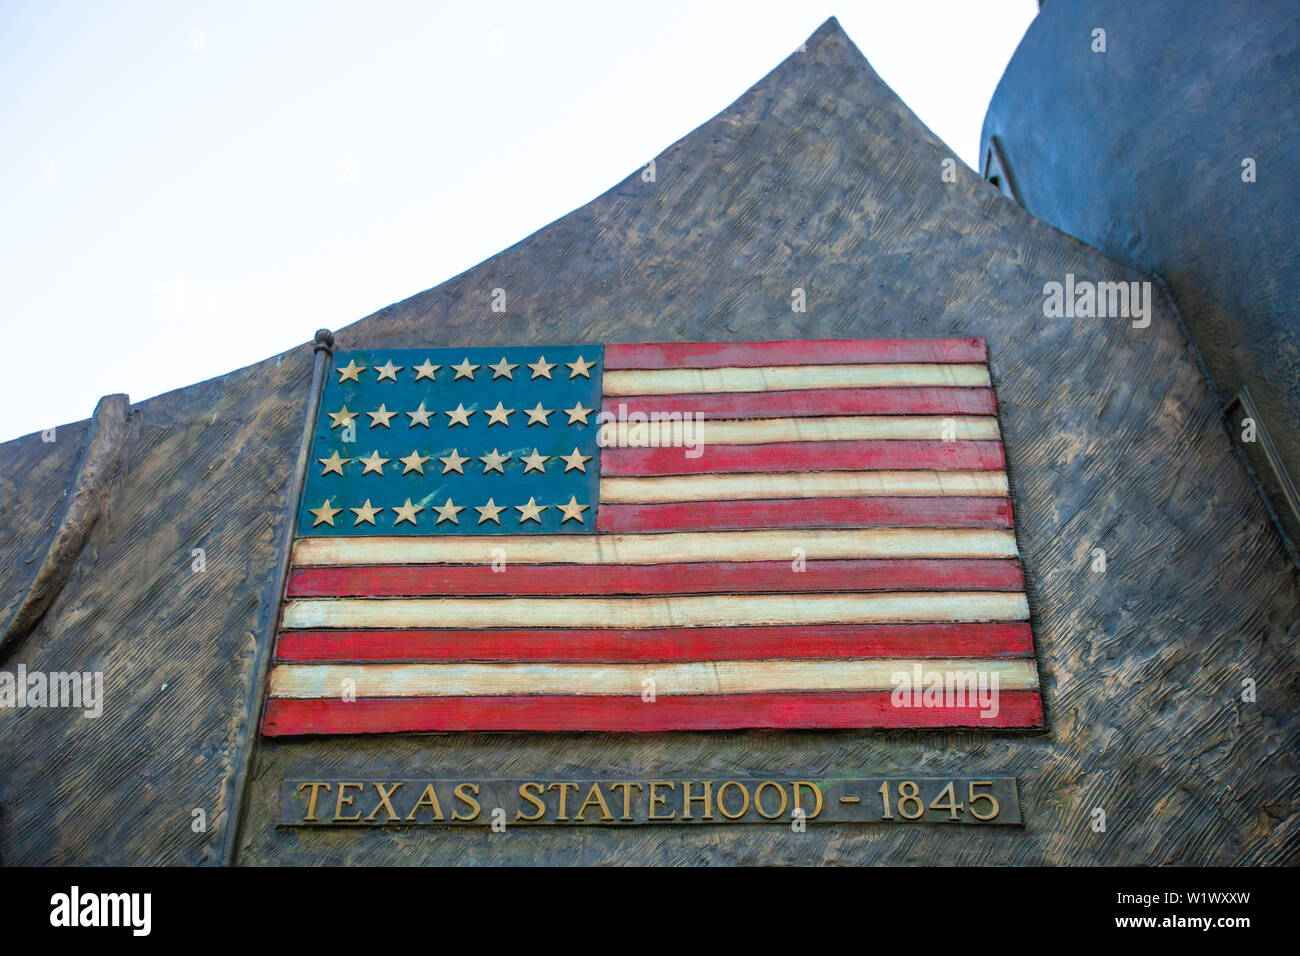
[{"left": 261, "top": 338, "right": 1042, "bottom": 735}]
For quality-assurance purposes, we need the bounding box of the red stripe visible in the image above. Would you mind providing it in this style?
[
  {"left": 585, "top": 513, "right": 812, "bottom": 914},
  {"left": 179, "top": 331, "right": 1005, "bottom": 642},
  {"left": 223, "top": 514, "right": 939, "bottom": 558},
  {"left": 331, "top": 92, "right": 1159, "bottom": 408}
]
[
  {"left": 601, "top": 387, "right": 996, "bottom": 418},
  {"left": 595, "top": 496, "right": 1015, "bottom": 532},
  {"left": 605, "top": 338, "right": 987, "bottom": 369},
  {"left": 288, "top": 558, "right": 1024, "bottom": 598},
  {"left": 600, "top": 440, "right": 1004, "bottom": 476},
  {"left": 275, "top": 622, "right": 1035, "bottom": 663},
  {"left": 262, "top": 690, "right": 1042, "bottom": 734}
]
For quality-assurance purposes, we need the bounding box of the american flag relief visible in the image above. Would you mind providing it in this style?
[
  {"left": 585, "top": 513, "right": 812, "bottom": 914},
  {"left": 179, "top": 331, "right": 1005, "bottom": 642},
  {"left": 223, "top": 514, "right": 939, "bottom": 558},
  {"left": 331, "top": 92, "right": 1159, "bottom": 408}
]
[{"left": 261, "top": 338, "right": 1041, "bottom": 735}]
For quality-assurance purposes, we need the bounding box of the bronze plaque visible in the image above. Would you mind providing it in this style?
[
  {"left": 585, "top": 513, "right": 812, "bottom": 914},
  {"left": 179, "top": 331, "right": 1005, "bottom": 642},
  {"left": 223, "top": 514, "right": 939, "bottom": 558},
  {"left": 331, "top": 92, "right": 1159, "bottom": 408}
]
[{"left": 278, "top": 776, "right": 1022, "bottom": 826}]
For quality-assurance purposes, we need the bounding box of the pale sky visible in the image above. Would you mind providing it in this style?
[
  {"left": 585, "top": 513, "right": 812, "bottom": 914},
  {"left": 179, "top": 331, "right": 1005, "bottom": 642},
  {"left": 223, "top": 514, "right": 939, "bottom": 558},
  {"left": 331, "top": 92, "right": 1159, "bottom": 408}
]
[{"left": 0, "top": 1, "right": 1037, "bottom": 443}]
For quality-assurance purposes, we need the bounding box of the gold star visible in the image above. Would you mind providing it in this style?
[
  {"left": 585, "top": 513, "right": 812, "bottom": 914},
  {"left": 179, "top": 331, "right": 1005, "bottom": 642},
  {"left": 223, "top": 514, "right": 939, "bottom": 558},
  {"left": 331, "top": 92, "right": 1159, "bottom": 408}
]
[
  {"left": 521, "top": 449, "right": 549, "bottom": 474},
  {"left": 413, "top": 359, "right": 441, "bottom": 381},
  {"left": 558, "top": 496, "right": 589, "bottom": 524},
  {"left": 374, "top": 359, "right": 402, "bottom": 382},
  {"left": 560, "top": 448, "right": 592, "bottom": 473},
  {"left": 309, "top": 499, "right": 342, "bottom": 527},
  {"left": 564, "top": 402, "right": 594, "bottom": 425},
  {"left": 489, "top": 357, "right": 518, "bottom": 380},
  {"left": 485, "top": 401, "right": 514, "bottom": 426},
  {"left": 445, "top": 403, "right": 474, "bottom": 427},
  {"left": 479, "top": 449, "right": 511, "bottom": 474},
  {"left": 351, "top": 499, "right": 381, "bottom": 525},
  {"left": 393, "top": 498, "right": 424, "bottom": 526},
  {"left": 439, "top": 448, "right": 469, "bottom": 475},
  {"left": 367, "top": 404, "right": 397, "bottom": 428},
  {"left": 524, "top": 402, "right": 553, "bottom": 426},
  {"left": 359, "top": 450, "right": 391, "bottom": 475},
  {"left": 475, "top": 498, "right": 505, "bottom": 524},
  {"left": 328, "top": 405, "right": 358, "bottom": 429},
  {"left": 515, "top": 497, "right": 547, "bottom": 524},
  {"left": 433, "top": 498, "right": 464, "bottom": 525},
  {"left": 528, "top": 355, "right": 556, "bottom": 380},
  {"left": 452, "top": 358, "right": 480, "bottom": 380},
  {"left": 567, "top": 355, "right": 596, "bottom": 379},
  {"left": 399, "top": 449, "right": 431, "bottom": 474},
  {"left": 407, "top": 402, "right": 434, "bottom": 427},
  {"left": 318, "top": 450, "right": 351, "bottom": 475},
  {"left": 336, "top": 359, "right": 365, "bottom": 383}
]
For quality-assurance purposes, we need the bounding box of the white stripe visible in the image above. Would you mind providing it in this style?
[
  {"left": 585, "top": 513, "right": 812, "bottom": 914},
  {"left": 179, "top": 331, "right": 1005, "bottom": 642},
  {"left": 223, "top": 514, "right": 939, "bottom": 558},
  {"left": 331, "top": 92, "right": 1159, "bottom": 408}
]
[
  {"left": 597, "top": 415, "right": 1000, "bottom": 446},
  {"left": 281, "top": 591, "right": 1030, "bottom": 630},
  {"left": 267, "top": 657, "right": 1038, "bottom": 698},
  {"left": 293, "top": 528, "right": 1020, "bottom": 566},
  {"left": 602, "top": 364, "right": 991, "bottom": 395},
  {"left": 599, "top": 471, "right": 1008, "bottom": 502}
]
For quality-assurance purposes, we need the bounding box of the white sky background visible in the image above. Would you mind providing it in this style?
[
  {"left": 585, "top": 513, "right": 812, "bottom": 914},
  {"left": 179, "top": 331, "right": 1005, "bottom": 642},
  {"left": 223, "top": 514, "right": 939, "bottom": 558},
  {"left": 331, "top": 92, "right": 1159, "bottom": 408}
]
[{"left": 0, "top": 0, "right": 1037, "bottom": 443}]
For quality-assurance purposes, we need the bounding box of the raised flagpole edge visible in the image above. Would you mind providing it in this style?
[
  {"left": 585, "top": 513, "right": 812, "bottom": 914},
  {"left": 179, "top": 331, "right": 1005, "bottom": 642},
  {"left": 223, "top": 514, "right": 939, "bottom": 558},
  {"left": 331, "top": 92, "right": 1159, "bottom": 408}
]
[{"left": 219, "top": 328, "right": 333, "bottom": 866}]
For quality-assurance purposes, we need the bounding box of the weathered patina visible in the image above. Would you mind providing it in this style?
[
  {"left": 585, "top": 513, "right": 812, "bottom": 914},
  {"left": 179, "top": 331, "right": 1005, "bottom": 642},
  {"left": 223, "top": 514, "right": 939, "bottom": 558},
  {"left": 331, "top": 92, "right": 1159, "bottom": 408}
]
[{"left": 0, "top": 18, "right": 1295, "bottom": 865}]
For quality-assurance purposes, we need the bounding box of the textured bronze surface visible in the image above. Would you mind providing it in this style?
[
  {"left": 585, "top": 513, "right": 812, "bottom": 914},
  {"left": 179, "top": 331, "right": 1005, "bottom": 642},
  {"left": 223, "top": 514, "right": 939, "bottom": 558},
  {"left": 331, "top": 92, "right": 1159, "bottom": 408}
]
[
  {"left": 982, "top": 0, "right": 1300, "bottom": 553},
  {"left": 0, "top": 18, "right": 1295, "bottom": 865},
  {"left": 1, "top": 394, "right": 130, "bottom": 662}
]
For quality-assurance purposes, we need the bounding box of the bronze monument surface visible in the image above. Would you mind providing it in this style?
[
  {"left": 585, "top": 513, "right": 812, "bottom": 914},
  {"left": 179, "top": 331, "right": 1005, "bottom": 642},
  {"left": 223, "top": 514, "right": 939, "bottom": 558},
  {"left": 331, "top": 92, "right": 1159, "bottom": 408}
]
[{"left": 0, "top": 19, "right": 1295, "bottom": 866}]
